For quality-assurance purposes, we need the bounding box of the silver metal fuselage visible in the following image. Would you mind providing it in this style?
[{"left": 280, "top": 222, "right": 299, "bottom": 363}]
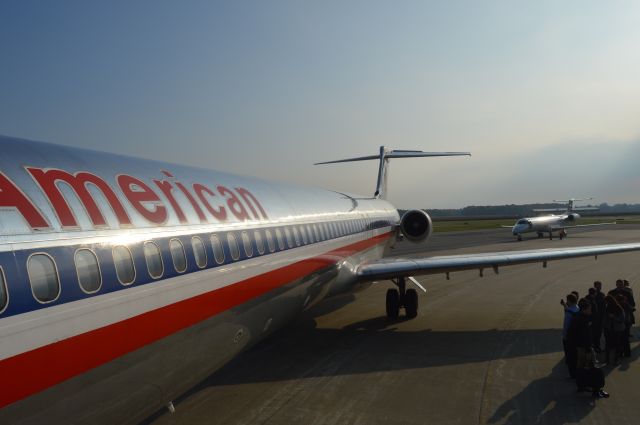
[
  {"left": 511, "top": 214, "right": 578, "bottom": 236},
  {"left": 0, "top": 136, "right": 400, "bottom": 424}
]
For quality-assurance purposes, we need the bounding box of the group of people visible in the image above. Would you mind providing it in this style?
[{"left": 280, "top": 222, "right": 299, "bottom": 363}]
[{"left": 561, "top": 279, "right": 636, "bottom": 399}]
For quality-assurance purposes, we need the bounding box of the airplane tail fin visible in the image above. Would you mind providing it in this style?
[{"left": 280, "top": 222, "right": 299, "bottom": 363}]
[
  {"left": 314, "top": 146, "right": 470, "bottom": 199},
  {"left": 533, "top": 198, "right": 597, "bottom": 213}
]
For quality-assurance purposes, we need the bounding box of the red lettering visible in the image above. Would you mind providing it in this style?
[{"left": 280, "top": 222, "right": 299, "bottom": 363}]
[
  {"left": 235, "top": 187, "right": 268, "bottom": 220},
  {"left": 0, "top": 172, "right": 49, "bottom": 229},
  {"left": 153, "top": 179, "right": 187, "bottom": 223},
  {"left": 27, "top": 168, "right": 131, "bottom": 228},
  {"left": 175, "top": 182, "right": 207, "bottom": 223},
  {"left": 217, "top": 185, "right": 250, "bottom": 221},
  {"left": 117, "top": 175, "right": 167, "bottom": 224},
  {"left": 193, "top": 183, "right": 227, "bottom": 221}
]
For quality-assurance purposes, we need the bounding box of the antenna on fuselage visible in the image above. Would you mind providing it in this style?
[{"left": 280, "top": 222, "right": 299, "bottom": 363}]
[{"left": 314, "top": 146, "right": 470, "bottom": 199}]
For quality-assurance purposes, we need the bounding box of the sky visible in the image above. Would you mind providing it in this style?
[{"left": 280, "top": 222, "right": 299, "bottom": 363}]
[{"left": 1, "top": 1, "right": 640, "bottom": 209}]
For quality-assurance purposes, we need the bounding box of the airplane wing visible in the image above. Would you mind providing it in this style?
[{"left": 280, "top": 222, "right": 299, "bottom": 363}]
[
  {"left": 499, "top": 225, "right": 513, "bottom": 228},
  {"left": 356, "top": 243, "right": 640, "bottom": 281},
  {"left": 550, "top": 222, "right": 616, "bottom": 231}
]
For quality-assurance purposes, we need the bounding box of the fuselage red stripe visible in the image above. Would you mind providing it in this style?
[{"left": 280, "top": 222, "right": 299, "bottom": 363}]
[{"left": 0, "top": 232, "right": 392, "bottom": 408}]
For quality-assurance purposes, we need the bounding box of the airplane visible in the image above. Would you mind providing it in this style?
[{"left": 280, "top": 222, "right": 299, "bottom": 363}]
[
  {"left": 1, "top": 136, "right": 640, "bottom": 425},
  {"left": 506, "top": 198, "right": 616, "bottom": 241}
]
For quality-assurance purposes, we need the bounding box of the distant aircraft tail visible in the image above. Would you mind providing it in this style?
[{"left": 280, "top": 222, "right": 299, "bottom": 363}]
[
  {"left": 533, "top": 198, "right": 598, "bottom": 213},
  {"left": 314, "top": 146, "right": 470, "bottom": 199}
]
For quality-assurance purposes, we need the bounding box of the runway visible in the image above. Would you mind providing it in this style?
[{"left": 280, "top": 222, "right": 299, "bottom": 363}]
[{"left": 146, "top": 226, "right": 640, "bottom": 425}]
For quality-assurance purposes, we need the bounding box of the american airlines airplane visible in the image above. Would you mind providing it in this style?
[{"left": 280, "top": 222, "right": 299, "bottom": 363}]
[
  {"left": 507, "top": 198, "right": 615, "bottom": 241},
  {"left": 1, "top": 136, "right": 639, "bottom": 425}
]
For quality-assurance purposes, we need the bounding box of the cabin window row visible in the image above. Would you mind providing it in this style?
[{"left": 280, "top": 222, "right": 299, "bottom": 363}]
[{"left": 10, "top": 218, "right": 393, "bottom": 307}]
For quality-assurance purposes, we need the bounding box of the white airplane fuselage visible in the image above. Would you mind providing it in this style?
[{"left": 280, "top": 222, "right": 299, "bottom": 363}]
[
  {"left": 0, "top": 136, "right": 400, "bottom": 424},
  {"left": 511, "top": 213, "right": 580, "bottom": 238}
]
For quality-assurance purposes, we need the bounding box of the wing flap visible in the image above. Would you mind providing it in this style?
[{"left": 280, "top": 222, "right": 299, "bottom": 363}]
[
  {"left": 357, "top": 243, "right": 640, "bottom": 281},
  {"left": 551, "top": 222, "right": 616, "bottom": 231}
]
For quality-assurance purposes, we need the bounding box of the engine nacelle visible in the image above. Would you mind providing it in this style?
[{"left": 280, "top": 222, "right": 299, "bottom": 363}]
[
  {"left": 566, "top": 213, "right": 580, "bottom": 221},
  {"left": 399, "top": 209, "right": 433, "bottom": 243}
]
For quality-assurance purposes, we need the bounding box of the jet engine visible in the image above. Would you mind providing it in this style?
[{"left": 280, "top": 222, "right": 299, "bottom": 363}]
[
  {"left": 566, "top": 213, "right": 580, "bottom": 221},
  {"left": 399, "top": 209, "right": 433, "bottom": 243}
]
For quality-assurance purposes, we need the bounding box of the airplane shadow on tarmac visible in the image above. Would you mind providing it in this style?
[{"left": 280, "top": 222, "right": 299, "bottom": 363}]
[{"left": 146, "top": 294, "right": 638, "bottom": 425}]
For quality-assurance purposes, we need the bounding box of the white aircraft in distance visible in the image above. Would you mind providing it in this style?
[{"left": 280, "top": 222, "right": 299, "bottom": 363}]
[
  {"left": 506, "top": 198, "right": 615, "bottom": 241},
  {"left": 2, "top": 137, "right": 640, "bottom": 425}
]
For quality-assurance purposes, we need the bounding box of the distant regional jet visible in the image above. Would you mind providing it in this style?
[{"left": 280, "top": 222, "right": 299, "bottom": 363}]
[
  {"left": 505, "top": 198, "right": 615, "bottom": 241},
  {"left": 1, "top": 137, "right": 639, "bottom": 425}
]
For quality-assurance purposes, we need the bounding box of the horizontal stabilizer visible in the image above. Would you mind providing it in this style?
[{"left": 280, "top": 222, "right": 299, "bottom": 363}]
[
  {"left": 314, "top": 146, "right": 470, "bottom": 199},
  {"left": 532, "top": 208, "right": 566, "bottom": 213},
  {"left": 314, "top": 150, "right": 470, "bottom": 165}
]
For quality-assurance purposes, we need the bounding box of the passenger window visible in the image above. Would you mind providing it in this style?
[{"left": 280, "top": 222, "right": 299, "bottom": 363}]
[
  {"left": 242, "top": 231, "right": 253, "bottom": 257},
  {"left": 284, "top": 227, "right": 294, "bottom": 248},
  {"left": 170, "top": 239, "right": 187, "bottom": 272},
  {"left": 75, "top": 249, "right": 102, "bottom": 293},
  {"left": 28, "top": 253, "right": 60, "bottom": 302},
  {"left": 0, "top": 268, "right": 7, "bottom": 312},
  {"left": 299, "top": 226, "right": 308, "bottom": 245},
  {"left": 292, "top": 226, "right": 301, "bottom": 246},
  {"left": 254, "top": 230, "right": 265, "bottom": 255},
  {"left": 228, "top": 233, "right": 240, "bottom": 260},
  {"left": 191, "top": 236, "right": 207, "bottom": 268},
  {"left": 306, "top": 225, "right": 315, "bottom": 243},
  {"left": 113, "top": 246, "right": 136, "bottom": 285},
  {"left": 144, "top": 242, "right": 164, "bottom": 278},
  {"left": 275, "top": 228, "right": 285, "bottom": 250},
  {"left": 314, "top": 224, "right": 321, "bottom": 241},
  {"left": 211, "top": 234, "right": 225, "bottom": 264},
  {"left": 265, "top": 229, "right": 276, "bottom": 253}
]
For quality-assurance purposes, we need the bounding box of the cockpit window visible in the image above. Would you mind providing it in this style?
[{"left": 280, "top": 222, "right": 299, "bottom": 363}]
[{"left": 517, "top": 219, "right": 528, "bottom": 225}]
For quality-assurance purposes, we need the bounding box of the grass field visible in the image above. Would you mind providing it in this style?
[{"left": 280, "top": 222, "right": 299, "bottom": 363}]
[{"left": 432, "top": 215, "right": 640, "bottom": 233}]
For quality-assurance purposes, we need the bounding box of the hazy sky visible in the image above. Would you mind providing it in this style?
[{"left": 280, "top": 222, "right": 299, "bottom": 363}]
[{"left": 2, "top": 1, "right": 640, "bottom": 208}]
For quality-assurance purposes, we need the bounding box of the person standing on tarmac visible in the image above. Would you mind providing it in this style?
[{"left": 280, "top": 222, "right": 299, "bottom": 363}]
[
  {"left": 593, "top": 281, "right": 606, "bottom": 351},
  {"left": 561, "top": 293, "right": 580, "bottom": 378}
]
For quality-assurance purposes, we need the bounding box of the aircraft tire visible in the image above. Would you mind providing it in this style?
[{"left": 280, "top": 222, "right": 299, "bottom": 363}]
[
  {"left": 405, "top": 288, "right": 418, "bottom": 319},
  {"left": 386, "top": 288, "right": 400, "bottom": 319},
  {"left": 537, "top": 232, "right": 544, "bottom": 238},
  {"left": 517, "top": 235, "right": 522, "bottom": 241}
]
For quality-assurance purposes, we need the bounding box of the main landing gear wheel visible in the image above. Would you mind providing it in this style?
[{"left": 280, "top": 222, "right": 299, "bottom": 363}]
[
  {"left": 405, "top": 289, "right": 418, "bottom": 318},
  {"left": 386, "top": 288, "right": 400, "bottom": 319},
  {"left": 517, "top": 235, "right": 522, "bottom": 241},
  {"left": 537, "top": 232, "right": 544, "bottom": 239},
  {"left": 386, "top": 277, "right": 420, "bottom": 319}
]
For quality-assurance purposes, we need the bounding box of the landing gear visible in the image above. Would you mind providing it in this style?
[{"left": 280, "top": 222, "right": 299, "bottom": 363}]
[
  {"left": 537, "top": 232, "right": 544, "bottom": 239},
  {"left": 386, "top": 288, "right": 400, "bottom": 318},
  {"left": 559, "top": 229, "right": 567, "bottom": 240},
  {"left": 549, "top": 232, "right": 553, "bottom": 240},
  {"left": 517, "top": 235, "right": 522, "bottom": 241},
  {"left": 385, "top": 277, "right": 419, "bottom": 319},
  {"left": 405, "top": 289, "right": 418, "bottom": 318}
]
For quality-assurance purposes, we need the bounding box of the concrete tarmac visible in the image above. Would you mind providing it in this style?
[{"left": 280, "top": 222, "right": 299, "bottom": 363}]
[{"left": 148, "top": 226, "right": 640, "bottom": 425}]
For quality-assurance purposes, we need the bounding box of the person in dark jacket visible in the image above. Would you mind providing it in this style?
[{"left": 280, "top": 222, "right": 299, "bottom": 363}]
[
  {"left": 561, "top": 293, "right": 580, "bottom": 378},
  {"left": 568, "top": 299, "right": 610, "bottom": 398},
  {"left": 603, "top": 295, "right": 625, "bottom": 365},
  {"left": 593, "top": 281, "right": 606, "bottom": 350},
  {"left": 567, "top": 299, "right": 593, "bottom": 370}
]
